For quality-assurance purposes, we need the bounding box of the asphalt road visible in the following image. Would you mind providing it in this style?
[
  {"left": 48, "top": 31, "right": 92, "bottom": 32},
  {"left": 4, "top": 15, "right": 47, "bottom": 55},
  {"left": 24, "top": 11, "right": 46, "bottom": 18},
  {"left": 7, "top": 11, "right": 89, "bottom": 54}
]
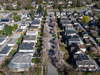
[{"left": 48, "top": 17, "right": 58, "bottom": 75}]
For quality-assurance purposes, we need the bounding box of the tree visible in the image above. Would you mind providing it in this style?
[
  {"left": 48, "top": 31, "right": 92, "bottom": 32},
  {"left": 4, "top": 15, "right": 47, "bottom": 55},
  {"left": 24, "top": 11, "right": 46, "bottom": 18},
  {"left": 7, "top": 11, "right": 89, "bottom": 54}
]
[
  {"left": 30, "top": 9, "right": 34, "bottom": 19},
  {"left": 77, "top": 0, "right": 80, "bottom": 7},
  {"left": 96, "top": 18, "right": 100, "bottom": 27},
  {"left": 25, "top": 3, "right": 32, "bottom": 10},
  {"left": 0, "top": 30, "right": 3, "bottom": 37},
  {"left": 36, "top": 0, "right": 41, "bottom": 4},
  {"left": 81, "top": 16, "right": 90, "bottom": 24},
  {"left": 6, "top": 3, "right": 13, "bottom": 10},
  {"left": 43, "top": 10, "right": 47, "bottom": 17},
  {"left": 14, "top": 15, "right": 21, "bottom": 21},
  {"left": 4, "top": 25, "right": 12, "bottom": 36},
  {"left": 17, "top": 0, "right": 21, "bottom": 6},
  {"left": 63, "top": 53, "right": 69, "bottom": 60},
  {"left": 59, "top": 4, "right": 63, "bottom": 12},
  {"left": 37, "top": 5, "right": 43, "bottom": 13}
]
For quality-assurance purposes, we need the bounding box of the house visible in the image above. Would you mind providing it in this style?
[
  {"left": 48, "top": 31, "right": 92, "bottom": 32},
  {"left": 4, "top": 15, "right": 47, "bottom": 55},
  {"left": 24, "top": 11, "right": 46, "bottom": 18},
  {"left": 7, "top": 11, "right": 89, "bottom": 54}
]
[
  {"left": 73, "top": 54, "right": 99, "bottom": 71},
  {"left": 64, "top": 25, "right": 74, "bottom": 30},
  {"left": 61, "top": 20, "right": 72, "bottom": 28},
  {"left": 76, "top": 25, "right": 83, "bottom": 32},
  {"left": 65, "top": 30, "right": 76, "bottom": 36},
  {"left": 26, "top": 30, "right": 38, "bottom": 35},
  {"left": 34, "top": 12, "right": 39, "bottom": 16},
  {"left": 0, "top": 13, "right": 8, "bottom": 18},
  {"left": 61, "top": 11, "right": 66, "bottom": 16},
  {"left": 23, "top": 35, "right": 37, "bottom": 43},
  {"left": 83, "top": 34, "right": 89, "bottom": 39},
  {"left": 31, "top": 1, "right": 36, "bottom": 7},
  {"left": 96, "top": 37, "right": 100, "bottom": 40},
  {"left": 20, "top": 25, "right": 27, "bottom": 29},
  {"left": 31, "top": 19, "right": 41, "bottom": 28},
  {"left": 45, "top": 4, "right": 52, "bottom": 8},
  {"left": 12, "top": 33, "right": 21, "bottom": 38},
  {"left": 48, "top": 1, "right": 54, "bottom": 4},
  {"left": 66, "top": 11, "right": 72, "bottom": 15},
  {"left": 0, "top": 46, "right": 12, "bottom": 56},
  {"left": 18, "top": 43, "right": 35, "bottom": 56},
  {"left": 90, "top": 30, "right": 98, "bottom": 35},
  {"left": 83, "top": 38, "right": 92, "bottom": 45},
  {"left": 83, "top": 24, "right": 89, "bottom": 28},
  {"left": 25, "top": 19, "right": 31, "bottom": 23},
  {"left": 12, "top": 1, "right": 17, "bottom": 9},
  {"left": 66, "top": 35, "right": 83, "bottom": 45},
  {"left": 0, "top": 23, "right": 5, "bottom": 30},
  {"left": 8, "top": 52, "right": 33, "bottom": 72},
  {"left": 72, "top": 20, "right": 79, "bottom": 25},
  {"left": 29, "top": 26, "right": 39, "bottom": 31},
  {"left": 0, "top": 19, "right": 14, "bottom": 25},
  {"left": 16, "top": 29, "right": 24, "bottom": 34},
  {"left": 0, "top": 35, "right": 8, "bottom": 45},
  {"left": 71, "top": 43, "right": 86, "bottom": 54},
  {"left": 34, "top": 16, "right": 42, "bottom": 21},
  {"left": 56, "top": 12, "right": 60, "bottom": 16},
  {"left": 7, "top": 38, "right": 17, "bottom": 46}
]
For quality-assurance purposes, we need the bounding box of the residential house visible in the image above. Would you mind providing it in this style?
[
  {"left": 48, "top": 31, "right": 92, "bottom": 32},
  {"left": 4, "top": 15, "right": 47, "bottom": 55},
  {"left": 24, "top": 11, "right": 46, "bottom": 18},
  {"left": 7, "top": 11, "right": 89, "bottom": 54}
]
[
  {"left": 66, "top": 35, "right": 83, "bottom": 45},
  {"left": 18, "top": 43, "right": 35, "bottom": 56},
  {"left": 83, "top": 34, "right": 89, "bottom": 39},
  {"left": 56, "top": 12, "right": 60, "bottom": 16},
  {"left": 34, "top": 12, "right": 39, "bottom": 16},
  {"left": 83, "top": 38, "right": 92, "bottom": 45},
  {"left": 31, "top": 1, "right": 36, "bottom": 7},
  {"left": 65, "top": 30, "right": 76, "bottom": 36},
  {"left": 7, "top": 38, "right": 17, "bottom": 46},
  {"left": 0, "top": 35, "right": 8, "bottom": 45},
  {"left": 0, "top": 19, "right": 14, "bottom": 25},
  {"left": 0, "top": 23, "right": 5, "bottom": 30},
  {"left": 0, "top": 46, "right": 12, "bottom": 56},
  {"left": 66, "top": 11, "right": 72, "bottom": 15},
  {"left": 16, "top": 29, "right": 24, "bottom": 34},
  {"left": 12, "top": 1, "right": 17, "bottom": 9},
  {"left": 26, "top": 30, "right": 38, "bottom": 35},
  {"left": 34, "top": 16, "right": 42, "bottom": 21},
  {"left": 71, "top": 43, "right": 86, "bottom": 54},
  {"left": 83, "top": 24, "right": 89, "bottom": 28},
  {"left": 29, "top": 26, "right": 39, "bottom": 31},
  {"left": 72, "top": 20, "right": 79, "bottom": 25},
  {"left": 31, "top": 19, "right": 41, "bottom": 28},
  {"left": 76, "top": 25, "right": 83, "bottom": 32},
  {"left": 23, "top": 35, "right": 37, "bottom": 43},
  {"left": 64, "top": 25, "right": 74, "bottom": 31},
  {"left": 8, "top": 52, "right": 33, "bottom": 72},
  {"left": 73, "top": 54, "right": 99, "bottom": 71},
  {"left": 61, "top": 11, "right": 66, "bottom": 16},
  {"left": 48, "top": 1, "right": 54, "bottom": 4}
]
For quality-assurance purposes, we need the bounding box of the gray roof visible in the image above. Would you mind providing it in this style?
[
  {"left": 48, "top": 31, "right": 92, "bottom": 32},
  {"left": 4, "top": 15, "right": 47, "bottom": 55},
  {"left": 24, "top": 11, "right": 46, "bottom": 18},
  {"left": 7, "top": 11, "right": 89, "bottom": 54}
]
[
  {"left": 23, "top": 35, "right": 36, "bottom": 40},
  {"left": 65, "top": 30, "right": 76, "bottom": 35},
  {"left": 7, "top": 38, "right": 17, "bottom": 44},
  {"left": 30, "top": 26, "right": 39, "bottom": 28},
  {"left": 74, "top": 54, "right": 95, "bottom": 65},
  {"left": 0, "top": 55, "right": 6, "bottom": 65},
  {"left": 34, "top": 16, "right": 41, "bottom": 18},
  {"left": 61, "top": 20, "right": 71, "bottom": 25},
  {"left": 11, "top": 52, "right": 32, "bottom": 63},
  {"left": 0, "top": 35, "right": 7, "bottom": 42},
  {"left": 19, "top": 43, "right": 34, "bottom": 50},
  {"left": 16, "top": 29, "right": 23, "bottom": 32},
  {"left": 31, "top": 19, "right": 40, "bottom": 24},
  {"left": 0, "top": 46, "right": 12, "bottom": 54},
  {"left": 67, "top": 36, "right": 80, "bottom": 41}
]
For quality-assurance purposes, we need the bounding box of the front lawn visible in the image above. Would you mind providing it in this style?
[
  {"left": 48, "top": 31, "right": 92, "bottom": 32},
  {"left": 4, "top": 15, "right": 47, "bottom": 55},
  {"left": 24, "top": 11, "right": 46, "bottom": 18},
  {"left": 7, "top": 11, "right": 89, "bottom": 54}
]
[
  {"left": 32, "top": 58, "right": 41, "bottom": 64},
  {"left": 60, "top": 45, "right": 68, "bottom": 53},
  {"left": 9, "top": 50, "right": 17, "bottom": 56}
]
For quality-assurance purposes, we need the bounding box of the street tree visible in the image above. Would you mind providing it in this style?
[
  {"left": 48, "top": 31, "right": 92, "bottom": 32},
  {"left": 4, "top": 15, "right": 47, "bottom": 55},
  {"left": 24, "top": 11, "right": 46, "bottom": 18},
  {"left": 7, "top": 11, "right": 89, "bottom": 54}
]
[
  {"left": 81, "top": 16, "right": 90, "bottom": 24},
  {"left": 37, "top": 5, "right": 43, "bottom": 13},
  {"left": 59, "top": 4, "right": 63, "bottom": 12},
  {"left": 30, "top": 8, "right": 34, "bottom": 19}
]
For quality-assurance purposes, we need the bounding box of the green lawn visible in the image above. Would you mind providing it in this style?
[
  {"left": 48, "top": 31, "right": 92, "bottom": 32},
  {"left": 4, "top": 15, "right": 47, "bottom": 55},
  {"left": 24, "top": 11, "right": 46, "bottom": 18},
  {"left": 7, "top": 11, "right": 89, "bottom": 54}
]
[
  {"left": 32, "top": 58, "right": 41, "bottom": 64},
  {"left": 60, "top": 45, "right": 68, "bottom": 53},
  {"left": 9, "top": 50, "right": 17, "bottom": 56}
]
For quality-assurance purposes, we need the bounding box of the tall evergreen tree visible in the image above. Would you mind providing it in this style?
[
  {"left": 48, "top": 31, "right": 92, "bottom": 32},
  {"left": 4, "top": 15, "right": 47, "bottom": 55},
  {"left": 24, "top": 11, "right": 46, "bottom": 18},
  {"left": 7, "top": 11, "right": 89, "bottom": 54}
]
[
  {"left": 59, "top": 4, "right": 63, "bottom": 12},
  {"left": 30, "top": 9, "right": 34, "bottom": 19},
  {"left": 37, "top": 5, "right": 43, "bottom": 13}
]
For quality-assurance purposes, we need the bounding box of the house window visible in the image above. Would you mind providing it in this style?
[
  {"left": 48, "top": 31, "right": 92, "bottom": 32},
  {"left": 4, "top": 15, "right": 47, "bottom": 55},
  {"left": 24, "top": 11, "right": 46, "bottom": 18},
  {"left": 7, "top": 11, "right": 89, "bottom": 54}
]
[
  {"left": 90, "top": 65, "right": 94, "bottom": 67},
  {"left": 84, "top": 65, "right": 89, "bottom": 67}
]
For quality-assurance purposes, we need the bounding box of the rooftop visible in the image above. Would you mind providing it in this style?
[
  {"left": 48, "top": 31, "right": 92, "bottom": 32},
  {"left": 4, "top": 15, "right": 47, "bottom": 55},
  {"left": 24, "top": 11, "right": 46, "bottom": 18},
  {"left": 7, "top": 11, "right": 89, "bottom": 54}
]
[
  {"left": 31, "top": 19, "right": 40, "bottom": 24},
  {"left": 7, "top": 38, "right": 17, "bottom": 44},
  {"left": 19, "top": 43, "right": 34, "bottom": 50},
  {"left": 23, "top": 35, "right": 36, "bottom": 40}
]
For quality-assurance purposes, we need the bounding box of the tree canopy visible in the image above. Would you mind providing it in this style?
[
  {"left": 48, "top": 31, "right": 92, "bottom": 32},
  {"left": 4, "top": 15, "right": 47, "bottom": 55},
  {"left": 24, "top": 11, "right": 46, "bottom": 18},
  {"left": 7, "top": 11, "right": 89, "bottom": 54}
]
[
  {"left": 37, "top": 5, "right": 43, "bottom": 13},
  {"left": 43, "top": 9, "right": 47, "bottom": 17},
  {"left": 59, "top": 4, "right": 63, "bottom": 12},
  {"left": 30, "top": 9, "right": 34, "bottom": 19},
  {"left": 14, "top": 15, "right": 21, "bottom": 21},
  {"left": 6, "top": 3, "right": 13, "bottom": 10},
  {"left": 81, "top": 16, "right": 90, "bottom": 24},
  {"left": 4, "top": 25, "right": 13, "bottom": 36}
]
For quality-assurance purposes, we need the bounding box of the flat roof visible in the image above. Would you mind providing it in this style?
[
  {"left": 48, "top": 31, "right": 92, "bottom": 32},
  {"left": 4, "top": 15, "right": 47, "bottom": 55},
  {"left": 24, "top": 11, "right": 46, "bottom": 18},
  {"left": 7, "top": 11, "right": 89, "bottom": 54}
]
[
  {"left": 23, "top": 35, "right": 36, "bottom": 40},
  {"left": 7, "top": 38, "right": 17, "bottom": 44},
  {"left": 16, "top": 29, "right": 23, "bottom": 32}
]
